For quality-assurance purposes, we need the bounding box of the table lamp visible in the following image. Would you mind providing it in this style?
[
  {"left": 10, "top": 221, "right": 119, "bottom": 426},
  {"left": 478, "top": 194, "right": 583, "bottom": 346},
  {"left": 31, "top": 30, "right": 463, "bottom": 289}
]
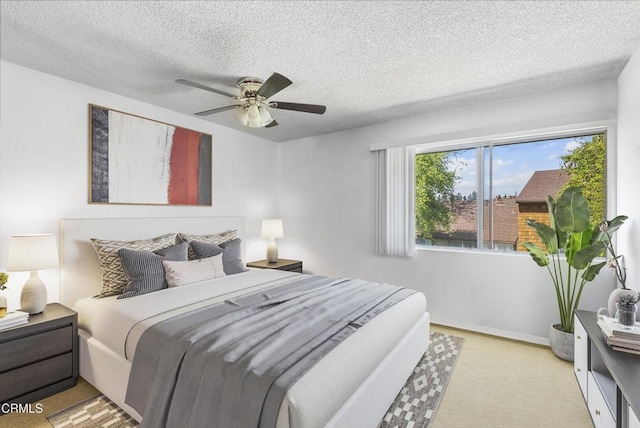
[
  {"left": 261, "top": 219, "right": 284, "bottom": 263},
  {"left": 7, "top": 234, "right": 59, "bottom": 314}
]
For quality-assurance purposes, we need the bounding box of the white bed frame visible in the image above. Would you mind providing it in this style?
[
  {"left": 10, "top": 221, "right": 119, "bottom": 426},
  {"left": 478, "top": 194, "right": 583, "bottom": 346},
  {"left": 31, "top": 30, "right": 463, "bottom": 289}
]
[{"left": 59, "top": 217, "right": 430, "bottom": 427}]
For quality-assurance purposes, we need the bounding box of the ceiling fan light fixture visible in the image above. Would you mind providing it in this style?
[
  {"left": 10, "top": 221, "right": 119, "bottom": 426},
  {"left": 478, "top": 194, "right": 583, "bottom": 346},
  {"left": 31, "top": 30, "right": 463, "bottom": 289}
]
[
  {"left": 246, "top": 104, "right": 262, "bottom": 127},
  {"left": 177, "top": 72, "right": 325, "bottom": 128},
  {"left": 259, "top": 106, "right": 274, "bottom": 126},
  {"left": 236, "top": 106, "right": 250, "bottom": 127}
]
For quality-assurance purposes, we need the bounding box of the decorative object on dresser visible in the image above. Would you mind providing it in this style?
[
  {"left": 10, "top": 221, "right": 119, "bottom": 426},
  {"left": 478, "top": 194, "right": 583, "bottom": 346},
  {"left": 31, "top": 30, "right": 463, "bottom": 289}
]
[
  {"left": 0, "top": 303, "right": 78, "bottom": 407},
  {"left": 6, "top": 234, "right": 59, "bottom": 315},
  {"left": 616, "top": 293, "right": 640, "bottom": 328},
  {"left": 260, "top": 218, "right": 284, "bottom": 263},
  {"left": 89, "top": 104, "right": 213, "bottom": 206},
  {"left": 599, "top": 217, "right": 638, "bottom": 321},
  {"left": 523, "top": 186, "right": 627, "bottom": 361},
  {"left": 598, "top": 313, "right": 640, "bottom": 355},
  {"left": 246, "top": 258, "right": 302, "bottom": 273},
  {"left": 0, "top": 272, "right": 8, "bottom": 318},
  {"left": 0, "top": 311, "right": 29, "bottom": 331},
  {"left": 574, "top": 310, "right": 640, "bottom": 428}
]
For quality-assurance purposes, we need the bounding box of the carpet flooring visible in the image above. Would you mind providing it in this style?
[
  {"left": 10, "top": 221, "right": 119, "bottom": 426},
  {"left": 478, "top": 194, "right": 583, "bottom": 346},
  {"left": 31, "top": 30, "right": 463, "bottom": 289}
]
[{"left": 47, "top": 332, "right": 462, "bottom": 428}]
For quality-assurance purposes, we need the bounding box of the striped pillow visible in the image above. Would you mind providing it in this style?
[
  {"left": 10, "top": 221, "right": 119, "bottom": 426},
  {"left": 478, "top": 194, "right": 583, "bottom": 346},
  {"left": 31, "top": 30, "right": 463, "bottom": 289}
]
[
  {"left": 117, "top": 242, "right": 188, "bottom": 299},
  {"left": 91, "top": 233, "right": 178, "bottom": 297},
  {"left": 163, "top": 254, "right": 226, "bottom": 287}
]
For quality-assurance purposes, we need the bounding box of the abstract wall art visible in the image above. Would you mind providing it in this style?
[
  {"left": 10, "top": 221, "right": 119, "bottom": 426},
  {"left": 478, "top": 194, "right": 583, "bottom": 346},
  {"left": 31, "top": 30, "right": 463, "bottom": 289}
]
[{"left": 89, "top": 105, "right": 212, "bottom": 205}]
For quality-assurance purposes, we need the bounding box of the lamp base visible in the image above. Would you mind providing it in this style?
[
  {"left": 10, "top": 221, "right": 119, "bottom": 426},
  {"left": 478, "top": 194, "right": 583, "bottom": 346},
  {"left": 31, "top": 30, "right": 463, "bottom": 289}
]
[
  {"left": 20, "top": 271, "right": 47, "bottom": 315},
  {"left": 266, "top": 240, "right": 278, "bottom": 263}
]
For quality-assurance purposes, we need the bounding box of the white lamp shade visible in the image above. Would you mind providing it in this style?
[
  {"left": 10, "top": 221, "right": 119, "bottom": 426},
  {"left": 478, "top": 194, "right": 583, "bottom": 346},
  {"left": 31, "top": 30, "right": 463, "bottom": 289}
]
[
  {"left": 7, "top": 234, "right": 59, "bottom": 271},
  {"left": 261, "top": 219, "right": 284, "bottom": 239}
]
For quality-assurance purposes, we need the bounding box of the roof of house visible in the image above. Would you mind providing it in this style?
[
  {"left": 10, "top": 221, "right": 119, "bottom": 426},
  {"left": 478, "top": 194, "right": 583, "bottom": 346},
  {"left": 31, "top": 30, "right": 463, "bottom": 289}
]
[
  {"left": 484, "top": 197, "right": 519, "bottom": 244},
  {"left": 515, "top": 169, "right": 569, "bottom": 203},
  {"left": 432, "top": 196, "right": 518, "bottom": 245}
]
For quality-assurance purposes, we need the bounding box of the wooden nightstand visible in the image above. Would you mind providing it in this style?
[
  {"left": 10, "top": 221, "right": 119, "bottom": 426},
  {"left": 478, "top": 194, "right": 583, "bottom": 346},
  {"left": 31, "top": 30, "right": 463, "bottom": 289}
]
[
  {"left": 0, "top": 303, "right": 78, "bottom": 406},
  {"left": 247, "top": 259, "right": 303, "bottom": 273}
]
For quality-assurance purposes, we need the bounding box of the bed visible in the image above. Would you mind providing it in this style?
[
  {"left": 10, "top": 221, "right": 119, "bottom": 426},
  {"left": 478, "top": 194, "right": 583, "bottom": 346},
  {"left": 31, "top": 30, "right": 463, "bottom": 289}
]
[{"left": 59, "top": 217, "right": 430, "bottom": 427}]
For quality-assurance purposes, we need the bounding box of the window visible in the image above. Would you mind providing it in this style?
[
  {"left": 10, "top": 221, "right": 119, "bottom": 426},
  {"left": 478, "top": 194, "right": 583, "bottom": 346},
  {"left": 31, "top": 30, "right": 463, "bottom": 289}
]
[{"left": 415, "top": 133, "right": 607, "bottom": 252}]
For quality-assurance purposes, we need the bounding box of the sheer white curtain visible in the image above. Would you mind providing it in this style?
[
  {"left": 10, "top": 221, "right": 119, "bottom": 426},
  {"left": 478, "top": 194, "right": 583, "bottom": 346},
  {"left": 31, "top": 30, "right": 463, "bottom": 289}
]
[{"left": 375, "top": 146, "right": 416, "bottom": 257}]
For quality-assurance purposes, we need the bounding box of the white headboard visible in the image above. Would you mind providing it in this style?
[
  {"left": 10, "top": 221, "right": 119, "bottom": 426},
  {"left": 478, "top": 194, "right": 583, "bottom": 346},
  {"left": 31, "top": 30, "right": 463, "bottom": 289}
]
[{"left": 59, "top": 217, "right": 246, "bottom": 308}]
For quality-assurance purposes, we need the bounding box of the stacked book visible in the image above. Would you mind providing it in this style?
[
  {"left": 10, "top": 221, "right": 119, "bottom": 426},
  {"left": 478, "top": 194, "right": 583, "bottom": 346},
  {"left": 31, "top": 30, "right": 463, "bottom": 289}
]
[
  {"left": 0, "top": 310, "right": 29, "bottom": 331},
  {"left": 597, "top": 315, "right": 640, "bottom": 355}
]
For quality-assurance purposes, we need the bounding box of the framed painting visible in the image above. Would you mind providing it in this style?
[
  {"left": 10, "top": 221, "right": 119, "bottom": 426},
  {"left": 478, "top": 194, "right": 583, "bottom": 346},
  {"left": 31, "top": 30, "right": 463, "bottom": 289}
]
[{"left": 89, "top": 104, "right": 212, "bottom": 205}]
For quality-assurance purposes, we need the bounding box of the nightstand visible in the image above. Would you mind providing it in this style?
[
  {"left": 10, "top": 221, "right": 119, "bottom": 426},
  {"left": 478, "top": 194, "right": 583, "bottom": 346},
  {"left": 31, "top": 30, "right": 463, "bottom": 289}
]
[
  {"left": 0, "top": 303, "right": 78, "bottom": 406},
  {"left": 247, "top": 259, "right": 303, "bottom": 273}
]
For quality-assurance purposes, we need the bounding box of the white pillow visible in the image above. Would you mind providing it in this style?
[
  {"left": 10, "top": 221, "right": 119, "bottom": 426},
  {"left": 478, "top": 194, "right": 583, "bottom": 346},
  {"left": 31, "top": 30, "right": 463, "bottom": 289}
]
[{"left": 162, "top": 254, "right": 226, "bottom": 287}]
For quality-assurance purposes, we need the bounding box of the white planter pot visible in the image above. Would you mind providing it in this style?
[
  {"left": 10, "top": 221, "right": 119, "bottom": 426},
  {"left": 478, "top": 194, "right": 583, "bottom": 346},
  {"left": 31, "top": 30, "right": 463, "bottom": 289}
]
[{"left": 549, "top": 324, "right": 574, "bottom": 361}]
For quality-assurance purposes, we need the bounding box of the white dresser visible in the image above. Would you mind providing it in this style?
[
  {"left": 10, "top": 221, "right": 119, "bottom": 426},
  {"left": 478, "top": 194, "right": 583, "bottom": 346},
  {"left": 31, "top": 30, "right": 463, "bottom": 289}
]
[{"left": 575, "top": 311, "right": 640, "bottom": 428}]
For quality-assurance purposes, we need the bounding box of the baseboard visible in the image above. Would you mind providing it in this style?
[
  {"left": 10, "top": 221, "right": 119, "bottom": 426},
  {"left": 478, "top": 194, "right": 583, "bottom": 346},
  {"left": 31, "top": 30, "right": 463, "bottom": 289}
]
[{"left": 430, "top": 316, "right": 550, "bottom": 347}]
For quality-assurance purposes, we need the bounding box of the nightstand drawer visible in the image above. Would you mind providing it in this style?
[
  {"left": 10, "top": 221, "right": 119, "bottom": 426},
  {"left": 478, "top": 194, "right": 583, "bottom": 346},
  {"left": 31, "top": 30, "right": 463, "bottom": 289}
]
[
  {"left": 247, "top": 259, "right": 303, "bottom": 272},
  {"left": 0, "top": 326, "right": 72, "bottom": 372},
  {"left": 0, "top": 352, "right": 73, "bottom": 401},
  {"left": 280, "top": 262, "right": 302, "bottom": 273}
]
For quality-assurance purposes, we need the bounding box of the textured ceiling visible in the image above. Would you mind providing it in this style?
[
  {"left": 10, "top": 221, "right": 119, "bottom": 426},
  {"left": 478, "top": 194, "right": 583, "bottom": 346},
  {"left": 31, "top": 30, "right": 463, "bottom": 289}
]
[{"left": 2, "top": 1, "right": 640, "bottom": 142}]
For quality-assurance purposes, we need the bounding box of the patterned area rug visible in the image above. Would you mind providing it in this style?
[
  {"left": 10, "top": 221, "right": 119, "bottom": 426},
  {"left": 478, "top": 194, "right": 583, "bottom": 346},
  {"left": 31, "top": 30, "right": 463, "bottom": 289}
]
[
  {"left": 379, "top": 332, "right": 464, "bottom": 428},
  {"left": 47, "top": 394, "right": 138, "bottom": 428},
  {"left": 47, "top": 332, "right": 462, "bottom": 428}
]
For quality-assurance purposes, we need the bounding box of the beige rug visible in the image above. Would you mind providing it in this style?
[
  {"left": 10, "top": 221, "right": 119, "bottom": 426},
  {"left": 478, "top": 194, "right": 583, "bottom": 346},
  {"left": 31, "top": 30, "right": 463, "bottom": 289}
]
[
  {"left": 48, "top": 332, "right": 463, "bottom": 428},
  {"left": 47, "top": 394, "right": 138, "bottom": 428}
]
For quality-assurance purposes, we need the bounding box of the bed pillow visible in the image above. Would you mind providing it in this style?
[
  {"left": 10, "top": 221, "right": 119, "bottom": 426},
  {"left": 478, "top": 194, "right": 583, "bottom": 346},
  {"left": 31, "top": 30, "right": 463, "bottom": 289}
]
[
  {"left": 178, "top": 229, "right": 237, "bottom": 259},
  {"left": 190, "top": 238, "right": 248, "bottom": 275},
  {"left": 163, "top": 254, "right": 226, "bottom": 287},
  {"left": 117, "top": 242, "right": 188, "bottom": 299},
  {"left": 90, "top": 233, "right": 177, "bottom": 297}
]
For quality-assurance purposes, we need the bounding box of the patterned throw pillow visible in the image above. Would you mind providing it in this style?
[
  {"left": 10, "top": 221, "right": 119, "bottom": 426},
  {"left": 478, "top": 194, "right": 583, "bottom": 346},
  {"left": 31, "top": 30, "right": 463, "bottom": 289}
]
[
  {"left": 91, "top": 233, "right": 177, "bottom": 297},
  {"left": 178, "top": 229, "right": 237, "bottom": 260},
  {"left": 163, "top": 254, "right": 226, "bottom": 287},
  {"left": 117, "top": 242, "right": 188, "bottom": 299}
]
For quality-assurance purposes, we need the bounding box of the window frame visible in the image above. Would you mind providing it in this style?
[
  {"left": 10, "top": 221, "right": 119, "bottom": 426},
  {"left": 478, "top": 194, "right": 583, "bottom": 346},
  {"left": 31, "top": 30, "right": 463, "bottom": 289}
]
[{"left": 413, "top": 121, "right": 616, "bottom": 254}]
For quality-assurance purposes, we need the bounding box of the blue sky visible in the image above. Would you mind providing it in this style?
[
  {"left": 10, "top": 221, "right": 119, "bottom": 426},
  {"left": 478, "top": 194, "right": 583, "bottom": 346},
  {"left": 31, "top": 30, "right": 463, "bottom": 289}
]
[{"left": 449, "top": 135, "right": 595, "bottom": 198}]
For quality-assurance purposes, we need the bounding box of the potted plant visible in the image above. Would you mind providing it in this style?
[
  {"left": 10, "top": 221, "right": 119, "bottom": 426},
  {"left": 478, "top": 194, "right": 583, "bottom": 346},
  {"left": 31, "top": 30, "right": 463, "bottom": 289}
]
[
  {"left": 0, "top": 272, "right": 8, "bottom": 318},
  {"left": 523, "top": 186, "right": 627, "bottom": 361},
  {"left": 616, "top": 293, "right": 640, "bottom": 328}
]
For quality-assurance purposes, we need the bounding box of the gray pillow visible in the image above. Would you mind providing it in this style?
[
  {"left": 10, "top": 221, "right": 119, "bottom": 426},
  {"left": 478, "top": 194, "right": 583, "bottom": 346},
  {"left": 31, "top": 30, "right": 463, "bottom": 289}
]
[
  {"left": 190, "top": 238, "right": 248, "bottom": 275},
  {"left": 117, "top": 242, "right": 188, "bottom": 299}
]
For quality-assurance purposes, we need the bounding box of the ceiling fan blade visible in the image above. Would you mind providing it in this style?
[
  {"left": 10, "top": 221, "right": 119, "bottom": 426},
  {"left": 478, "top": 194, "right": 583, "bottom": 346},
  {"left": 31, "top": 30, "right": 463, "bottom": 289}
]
[
  {"left": 270, "top": 101, "right": 326, "bottom": 115},
  {"left": 194, "top": 105, "right": 238, "bottom": 116},
  {"left": 256, "top": 73, "right": 292, "bottom": 99},
  {"left": 176, "top": 79, "right": 236, "bottom": 98},
  {"left": 265, "top": 119, "right": 279, "bottom": 128}
]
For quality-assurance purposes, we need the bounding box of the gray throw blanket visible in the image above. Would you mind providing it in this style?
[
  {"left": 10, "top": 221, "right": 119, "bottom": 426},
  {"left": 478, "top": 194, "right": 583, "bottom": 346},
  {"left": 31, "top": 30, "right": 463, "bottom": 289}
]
[{"left": 126, "top": 275, "right": 416, "bottom": 428}]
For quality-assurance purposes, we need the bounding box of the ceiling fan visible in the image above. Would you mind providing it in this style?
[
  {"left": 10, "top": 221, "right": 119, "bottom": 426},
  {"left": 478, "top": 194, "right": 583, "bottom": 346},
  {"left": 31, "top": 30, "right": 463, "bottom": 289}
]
[{"left": 176, "top": 72, "right": 326, "bottom": 128}]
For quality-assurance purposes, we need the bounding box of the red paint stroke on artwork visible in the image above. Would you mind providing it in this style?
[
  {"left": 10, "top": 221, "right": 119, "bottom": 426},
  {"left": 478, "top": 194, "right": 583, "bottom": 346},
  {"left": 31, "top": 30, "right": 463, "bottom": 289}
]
[{"left": 168, "top": 128, "right": 200, "bottom": 204}]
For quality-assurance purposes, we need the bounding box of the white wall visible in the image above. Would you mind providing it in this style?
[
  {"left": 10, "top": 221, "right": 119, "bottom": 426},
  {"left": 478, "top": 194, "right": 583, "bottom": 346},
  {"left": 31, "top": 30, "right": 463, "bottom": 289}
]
[
  {"left": 278, "top": 79, "right": 619, "bottom": 343},
  {"left": 0, "top": 61, "right": 279, "bottom": 308},
  {"left": 617, "top": 43, "right": 640, "bottom": 291}
]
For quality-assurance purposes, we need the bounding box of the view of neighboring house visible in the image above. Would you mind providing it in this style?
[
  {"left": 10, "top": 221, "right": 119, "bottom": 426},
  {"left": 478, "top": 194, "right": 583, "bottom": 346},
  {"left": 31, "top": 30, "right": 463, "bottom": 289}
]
[
  {"left": 429, "top": 169, "right": 568, "bottom": 252},
  {"left": 515, "top": 169, "right": 569, "bottom": 251}
]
